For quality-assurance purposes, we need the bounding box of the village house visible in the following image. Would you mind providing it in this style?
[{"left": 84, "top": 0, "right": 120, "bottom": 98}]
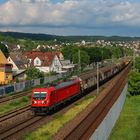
[
  {"left": 24, "top": 51, "right": 74, "bottom": 73},
  {"left": 0, "top": 50, "right": 13, "bottom": 85},
  {"left": 24, "top": 51, "right": 63, "bottom": 73},
  {"left": 8, "top": 51, "right": 29, "bottom": 71},
  {"left": 7, "top": 51, "right": 29, "bottom": 81},
  {"left": 61, "top": 60, "right": 75, "bottom": 72}
]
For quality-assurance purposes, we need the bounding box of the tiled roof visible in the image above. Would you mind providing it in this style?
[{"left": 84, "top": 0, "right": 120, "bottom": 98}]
[
  {"left": 9, "top": 52, "right": 28, "bottom": 69},
  {"left": 24, "top": 51, "right": 60, "bottom": 66}
]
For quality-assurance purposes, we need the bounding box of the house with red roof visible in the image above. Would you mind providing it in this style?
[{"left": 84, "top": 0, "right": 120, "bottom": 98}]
[{"left": 24, "top": 51, "right": 64, "bottom": 73}]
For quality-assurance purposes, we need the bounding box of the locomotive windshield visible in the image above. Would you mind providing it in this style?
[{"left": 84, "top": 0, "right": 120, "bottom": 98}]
[{"left": 33, "top": 92, "right": 47, "bottom": 100}]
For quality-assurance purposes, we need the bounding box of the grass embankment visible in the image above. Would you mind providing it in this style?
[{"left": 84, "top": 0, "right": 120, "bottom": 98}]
[
  {"left": 24, "top": 95, "right": 96, "bottom": 140},
  {"left": 0, "top": 96, "right": 30, "bottom": 115},
  {"left": 109, "top": 95, "right": 140, "bottom": 140}
]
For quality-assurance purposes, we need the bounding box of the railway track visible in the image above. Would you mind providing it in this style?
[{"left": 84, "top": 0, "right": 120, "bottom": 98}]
[
  {"left": 0, "top": 105, "right": 31, "bottom": 122},
  {"left": 0, "top": 105, "right": 33, "bottom": 138},
  {"left": 53, "top": 63, "right": 131, "bottom": 140},
  {"left": 0, "top": 115, "right": 47, "bottom": 140},
  {"left": 0, "top": 91, "right": 31, "bottom": 104},
  {"left": 0, "top": 99, "right": 79, "bottom": 140}
]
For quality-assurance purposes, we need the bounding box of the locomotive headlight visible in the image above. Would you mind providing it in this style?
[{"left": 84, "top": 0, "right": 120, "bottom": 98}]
[
  {"left": 34, "top": 101, "right": 37, "bottom": 104},
  {"left": 42, "top": 101, "right": 44, "bottom": 104}
]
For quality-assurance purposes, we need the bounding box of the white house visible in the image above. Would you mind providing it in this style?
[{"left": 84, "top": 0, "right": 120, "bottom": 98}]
[{"left": 24, "top": 51, "right": 64, "bottom": 73}]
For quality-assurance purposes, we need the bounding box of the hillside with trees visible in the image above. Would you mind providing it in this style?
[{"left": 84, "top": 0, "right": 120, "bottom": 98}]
[{"left": 1, "top": 31, "right": 140, "bottom": 43}]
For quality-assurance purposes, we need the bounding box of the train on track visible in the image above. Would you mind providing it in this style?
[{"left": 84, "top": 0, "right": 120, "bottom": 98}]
[{"left": 31, "top": 59, "right": 130, "bottom": 114}]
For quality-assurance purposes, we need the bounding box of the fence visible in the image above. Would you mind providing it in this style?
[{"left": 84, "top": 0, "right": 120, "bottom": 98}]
[
  {"left": 89, "top": 83, "right": 128, "bottom": 140},
  {"left": 0, "top": 73, "right": 68, "bottom": 97}
]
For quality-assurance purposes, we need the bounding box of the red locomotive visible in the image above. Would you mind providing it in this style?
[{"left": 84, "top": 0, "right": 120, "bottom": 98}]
[{"left": 32, "top": 78, "right": 81, "bottom": 114}]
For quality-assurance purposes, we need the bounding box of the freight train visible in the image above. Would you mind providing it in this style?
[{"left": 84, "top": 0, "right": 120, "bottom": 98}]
[{"left": 31, "top": 59, "right": 130, "bottom": 114}]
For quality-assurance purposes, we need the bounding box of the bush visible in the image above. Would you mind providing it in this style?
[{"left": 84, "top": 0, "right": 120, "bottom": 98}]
[
  {"left": 128, "top": 71, "right": 140, "bottom": 96},
  {"left": 135, "top": 56, "right": 140, "bottom": 72},
  {"left": 26, "top": 67, "right": 44, "bottom": 80}
]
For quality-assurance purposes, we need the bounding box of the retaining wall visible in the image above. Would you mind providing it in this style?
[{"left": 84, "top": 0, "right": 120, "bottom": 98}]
[{"left": 90, "top": 83, "right": 128, "bottom": 140}]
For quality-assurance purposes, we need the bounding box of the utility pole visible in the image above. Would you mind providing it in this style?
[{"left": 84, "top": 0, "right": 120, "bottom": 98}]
[
  {"left": 78, "top": 50, "right": 81, "bottom": 73},
  {"left": 97, "top": 62, "right": 99, "bottom": 94}
]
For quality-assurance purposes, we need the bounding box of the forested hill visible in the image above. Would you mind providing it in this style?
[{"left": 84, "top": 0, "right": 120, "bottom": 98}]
[{"left": 0, "top": 31, "right": 140, "bottom": 42}]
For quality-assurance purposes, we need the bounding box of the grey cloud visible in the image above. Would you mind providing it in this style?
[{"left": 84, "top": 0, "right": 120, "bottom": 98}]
[{"left": 0, "top": 0, "right": 140, "bottom": 28}]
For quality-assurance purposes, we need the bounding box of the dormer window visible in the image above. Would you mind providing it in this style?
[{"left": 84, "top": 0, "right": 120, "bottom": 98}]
[
  {"left": 34, "top": 57, "right": 41, "bottom": 66},
  {"left": 36, "top": 60, "right": 39, "bottom": 64}
]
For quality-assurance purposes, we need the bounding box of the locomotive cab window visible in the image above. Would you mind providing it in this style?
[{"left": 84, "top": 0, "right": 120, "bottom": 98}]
[{"left": 33, "top": 92, "right": 47, "bottom": 100}]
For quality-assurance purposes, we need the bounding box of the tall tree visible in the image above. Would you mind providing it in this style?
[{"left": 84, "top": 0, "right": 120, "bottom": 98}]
[{"left": 72, "top": 50, "right": 90, "bottom": 69}]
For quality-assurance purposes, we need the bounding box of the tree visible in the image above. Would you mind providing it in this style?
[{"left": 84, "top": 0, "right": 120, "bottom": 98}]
[
  {"left": 72, "top": 50, "right": 90, "bottom": 69},
  {"left": 101, "top": 47, "right": 112, "bottom": 60},
  {"left": 61, "top": 45, "right": 78, "bottom": 61},
  {"left": 0, "top": 43, "right": 9, "bottom": 58},
  {"left": 4, "top": 36, "right": 17, "bottom": 44},
  {"left": 128, "top": 71, "right": 140, "bottom": 96},
  {"left": 23, "top": 39, "right": 37, "bottom": 51},
  {"left": 124, "top": 48, "right": 133, "bottom": 56},
  {"left": 26, "top": 67, "right": 44, "bottom": 80},
  {"left": 0, "top": 35, "right": 5, "bottom": 41},
  {"left": 135, "top": 57, "right": 140, "bottom": 72},
  {"left": 82, "top": 47, "right": 112, "bottom": 63},
  {"left": 110, "top": 46, "right": 124, "bottom": 58}
]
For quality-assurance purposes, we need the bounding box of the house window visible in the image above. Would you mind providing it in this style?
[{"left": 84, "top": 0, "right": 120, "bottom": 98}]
[
  {"left": 36, "top": 60, "right": 39, "bottom": 65},
  {"left": 5, "top": 75, "right": 9, "bottom": 79}
]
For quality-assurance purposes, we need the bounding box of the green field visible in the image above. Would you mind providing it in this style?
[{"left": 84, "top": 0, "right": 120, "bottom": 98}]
[{"left": 109, "top": 95, "right": 140, "bottom": 140}]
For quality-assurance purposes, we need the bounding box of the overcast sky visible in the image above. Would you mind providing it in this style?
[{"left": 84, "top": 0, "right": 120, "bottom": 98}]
[{"left": 0, "top": 0, "right": 140, "bottom": 36}]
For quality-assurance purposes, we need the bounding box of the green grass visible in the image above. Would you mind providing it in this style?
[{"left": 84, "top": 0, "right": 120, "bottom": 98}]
[
  {"left": 0, "top": 96, "right": 30, "bottom": 115},
  {"left": 24, "top": 95, "right": 96, "bottom": 140},
  {"left": 109, "top": 95, "right": 140, "bottom": 140}
]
